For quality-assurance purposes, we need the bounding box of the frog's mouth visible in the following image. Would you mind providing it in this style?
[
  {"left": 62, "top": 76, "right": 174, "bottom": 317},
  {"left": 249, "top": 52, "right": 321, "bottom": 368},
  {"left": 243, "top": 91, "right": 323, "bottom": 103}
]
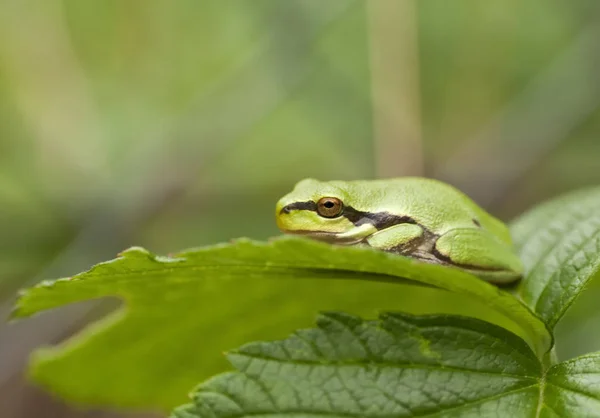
[{"left": 281, "top": 229, "right": 371, "bottom": 245}]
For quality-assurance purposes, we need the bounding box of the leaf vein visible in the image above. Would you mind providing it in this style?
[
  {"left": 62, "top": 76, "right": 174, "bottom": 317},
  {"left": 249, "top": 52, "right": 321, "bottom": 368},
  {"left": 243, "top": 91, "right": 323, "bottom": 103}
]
[{"left": 232, "top": 352, "right": 540, "bottom": 380}]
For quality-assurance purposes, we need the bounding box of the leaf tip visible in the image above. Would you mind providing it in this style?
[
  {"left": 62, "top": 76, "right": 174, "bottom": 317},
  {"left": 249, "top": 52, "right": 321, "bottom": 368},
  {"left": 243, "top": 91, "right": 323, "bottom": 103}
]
[{"left": 9, "top": 279, "right": 64, "bottom": 320}]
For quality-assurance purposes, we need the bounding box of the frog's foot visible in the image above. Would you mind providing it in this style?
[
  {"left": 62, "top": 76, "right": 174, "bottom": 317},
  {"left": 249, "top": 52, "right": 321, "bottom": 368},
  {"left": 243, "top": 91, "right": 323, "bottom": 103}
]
[{"left": 434, "top": 228, "right": 523, "bottom": 284}]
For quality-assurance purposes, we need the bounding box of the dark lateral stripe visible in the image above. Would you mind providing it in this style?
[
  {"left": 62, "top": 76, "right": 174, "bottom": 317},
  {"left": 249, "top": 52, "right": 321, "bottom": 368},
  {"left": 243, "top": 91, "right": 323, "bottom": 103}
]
[
  {"left": 280, "top": 201, "right": 317, "bottom": 214},
  {"left": 343, "top": 205, "right": 417, "bottom": 230},
  {"left": 281, "top": 201, "right": 417, "bottom": 231}
]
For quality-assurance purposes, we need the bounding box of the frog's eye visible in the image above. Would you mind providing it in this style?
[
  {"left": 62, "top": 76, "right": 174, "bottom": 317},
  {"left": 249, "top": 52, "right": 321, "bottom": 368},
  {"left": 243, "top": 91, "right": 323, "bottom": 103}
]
[{"left": 316, "top": 197, "right": 343, "bottom": 218}]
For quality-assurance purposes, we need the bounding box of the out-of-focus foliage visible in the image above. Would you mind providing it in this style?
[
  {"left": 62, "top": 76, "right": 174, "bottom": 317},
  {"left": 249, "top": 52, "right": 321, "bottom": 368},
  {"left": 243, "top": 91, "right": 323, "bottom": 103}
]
[{"left": 0, "top": 1, "right": 375, "bottom": 297}]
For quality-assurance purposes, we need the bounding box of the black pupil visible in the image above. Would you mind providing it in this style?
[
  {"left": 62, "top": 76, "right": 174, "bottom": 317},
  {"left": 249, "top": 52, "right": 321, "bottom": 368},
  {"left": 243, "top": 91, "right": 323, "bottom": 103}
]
[{"left": 324, "top": 200, "right": 335, "bottom": 208}]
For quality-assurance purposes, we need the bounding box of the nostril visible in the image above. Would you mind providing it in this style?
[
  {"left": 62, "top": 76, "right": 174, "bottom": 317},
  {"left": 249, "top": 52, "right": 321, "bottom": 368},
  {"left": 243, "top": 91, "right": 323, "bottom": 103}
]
[{"left": 281, "top": 206, "right": 291, "bottom": 214}]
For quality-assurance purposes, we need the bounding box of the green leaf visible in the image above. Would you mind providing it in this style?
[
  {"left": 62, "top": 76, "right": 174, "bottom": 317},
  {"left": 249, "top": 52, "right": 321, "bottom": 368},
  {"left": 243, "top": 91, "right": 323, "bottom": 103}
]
[
  {"left": 173, "top": 312, "right": 600, "bottom": 418},
  {"left": 13, "top": 237, "right": 549, "bottom": 410},
  {"left": 511, "top": 187, "right": 600, "bottom": 329},
  {"left": 542, "top": 353, "right": 600, "bottom": 415}
]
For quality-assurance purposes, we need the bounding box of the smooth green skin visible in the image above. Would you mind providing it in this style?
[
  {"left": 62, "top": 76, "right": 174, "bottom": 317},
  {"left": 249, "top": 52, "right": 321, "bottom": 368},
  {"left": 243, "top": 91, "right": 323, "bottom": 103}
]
[{"left": 276, "top": 177, "right": 524, "bottom": 284}]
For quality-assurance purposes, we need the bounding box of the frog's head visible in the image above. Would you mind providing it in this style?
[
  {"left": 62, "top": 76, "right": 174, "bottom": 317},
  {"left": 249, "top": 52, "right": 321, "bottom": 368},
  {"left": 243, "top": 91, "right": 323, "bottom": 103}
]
[{"left": 275, "top": 178, "right": 375, "bottom": 244}]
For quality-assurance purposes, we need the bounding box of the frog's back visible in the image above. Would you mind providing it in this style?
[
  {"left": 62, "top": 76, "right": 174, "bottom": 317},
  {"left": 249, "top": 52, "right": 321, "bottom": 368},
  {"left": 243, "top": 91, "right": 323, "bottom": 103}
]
[{"left": 334, "top": 177, "right": 511, "bottom": 244}]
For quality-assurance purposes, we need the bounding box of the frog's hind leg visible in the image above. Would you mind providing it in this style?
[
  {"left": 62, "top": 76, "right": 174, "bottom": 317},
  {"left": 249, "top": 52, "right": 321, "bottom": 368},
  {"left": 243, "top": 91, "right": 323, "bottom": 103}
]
[{"left": 434, "top": 228, "right": 523, "bottom": 284}]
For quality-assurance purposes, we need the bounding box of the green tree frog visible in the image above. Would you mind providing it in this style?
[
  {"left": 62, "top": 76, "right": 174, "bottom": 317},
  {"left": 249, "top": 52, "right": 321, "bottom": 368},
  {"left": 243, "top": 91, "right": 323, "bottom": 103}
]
[{"left": 275, "top": 178, "right": 523, "bottom": 284}]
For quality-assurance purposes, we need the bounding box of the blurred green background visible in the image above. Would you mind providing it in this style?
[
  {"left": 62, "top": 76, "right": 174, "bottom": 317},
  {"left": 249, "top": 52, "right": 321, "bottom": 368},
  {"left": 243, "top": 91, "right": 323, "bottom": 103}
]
[{"left": 1, "top": 1, "right": 600, "bottom": 417}]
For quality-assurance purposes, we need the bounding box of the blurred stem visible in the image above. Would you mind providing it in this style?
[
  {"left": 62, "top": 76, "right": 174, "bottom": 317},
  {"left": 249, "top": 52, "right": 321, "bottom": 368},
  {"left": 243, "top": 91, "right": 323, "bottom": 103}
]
[{"left": 367, "top": 0, "right": 423, "bottom": 178}]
